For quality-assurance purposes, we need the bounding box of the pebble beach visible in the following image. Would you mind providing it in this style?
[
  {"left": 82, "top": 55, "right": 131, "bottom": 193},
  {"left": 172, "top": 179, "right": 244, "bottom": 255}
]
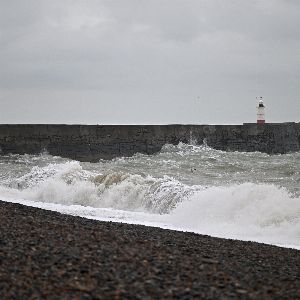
[{"left": 0, "top": 200, "right": 299, "bottom": 299}]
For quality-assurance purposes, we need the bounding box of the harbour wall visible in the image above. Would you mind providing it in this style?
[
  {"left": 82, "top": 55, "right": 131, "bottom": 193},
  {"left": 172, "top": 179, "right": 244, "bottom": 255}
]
[{"left": 0, "top": 124, "right": 299, "bottom": 161}]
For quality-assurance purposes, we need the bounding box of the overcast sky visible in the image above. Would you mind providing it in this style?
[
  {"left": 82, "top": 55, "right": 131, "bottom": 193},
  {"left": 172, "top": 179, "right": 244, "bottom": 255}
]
[{"left": 0, "top": 0, "right": 299, "bottom": 124}]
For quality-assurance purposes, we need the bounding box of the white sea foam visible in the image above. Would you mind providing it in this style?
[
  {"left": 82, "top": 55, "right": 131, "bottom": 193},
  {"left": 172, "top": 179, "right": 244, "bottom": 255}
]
[
  {"left": 0, "top": 147, "right": 299, "bottom": 250},
  {"left": 0, "top": 160, "right": 197, "bottom": 213},
  {"left": 166, "top": 183, "right": 300, "bottom": 248}
]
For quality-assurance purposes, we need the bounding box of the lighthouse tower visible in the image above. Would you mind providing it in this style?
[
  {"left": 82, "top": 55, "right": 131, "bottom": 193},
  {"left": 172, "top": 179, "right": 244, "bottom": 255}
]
[{"left": 257, "top": 97, "right": 265, "bottom": 124}]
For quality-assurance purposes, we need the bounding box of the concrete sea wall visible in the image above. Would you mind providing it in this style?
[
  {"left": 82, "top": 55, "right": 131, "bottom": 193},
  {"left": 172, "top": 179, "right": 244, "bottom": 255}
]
[{"left": 0, "top": 124, "right": 299, "bottom": 161}]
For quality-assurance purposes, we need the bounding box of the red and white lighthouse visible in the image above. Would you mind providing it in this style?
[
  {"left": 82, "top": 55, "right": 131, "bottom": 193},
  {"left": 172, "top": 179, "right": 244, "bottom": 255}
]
[{"left": 257, "top": 97, "right": 265, "bottom": 124}]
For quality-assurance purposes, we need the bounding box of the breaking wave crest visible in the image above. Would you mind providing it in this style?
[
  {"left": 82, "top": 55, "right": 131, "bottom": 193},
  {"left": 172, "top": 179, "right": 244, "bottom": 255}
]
[
  {"left": 0, "top": 145, "right": 299, "bottom": 248},
  {"left": 1, "top": 161, "right": 197, "bottom": 213}
]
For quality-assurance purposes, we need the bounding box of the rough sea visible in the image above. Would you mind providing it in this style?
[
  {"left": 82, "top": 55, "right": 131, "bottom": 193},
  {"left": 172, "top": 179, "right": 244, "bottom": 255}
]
[{"left": 0, "top": 143, "right": 299, "bottom": 249}]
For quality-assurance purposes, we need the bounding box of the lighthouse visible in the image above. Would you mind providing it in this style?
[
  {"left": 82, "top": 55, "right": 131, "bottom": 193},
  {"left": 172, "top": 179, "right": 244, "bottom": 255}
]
[{"left": 257, "top": 97, "right": 265, "bottom": 124}]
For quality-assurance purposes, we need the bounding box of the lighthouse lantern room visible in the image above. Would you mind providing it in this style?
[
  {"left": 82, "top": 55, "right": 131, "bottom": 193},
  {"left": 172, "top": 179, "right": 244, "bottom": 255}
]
[{"left": 257, "top": 97, "right": 265, "bottom": 124}]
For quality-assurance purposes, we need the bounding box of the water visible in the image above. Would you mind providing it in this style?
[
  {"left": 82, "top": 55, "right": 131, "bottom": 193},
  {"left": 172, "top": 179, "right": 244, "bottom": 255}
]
[{"left": 0, "top": 143, "right": 299, "bottom": 249}]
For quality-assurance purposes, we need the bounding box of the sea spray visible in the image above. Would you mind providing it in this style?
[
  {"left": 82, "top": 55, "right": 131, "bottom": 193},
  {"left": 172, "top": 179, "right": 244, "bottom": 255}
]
[
  {"left": 166, "top": 183, "right": 300, "bottom": 247},
  {"left": 0, "top": 144, "right": 299, "bottom": 248}
]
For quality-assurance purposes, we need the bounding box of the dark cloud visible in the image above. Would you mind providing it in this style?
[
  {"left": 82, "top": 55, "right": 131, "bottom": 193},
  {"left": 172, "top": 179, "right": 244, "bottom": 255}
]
[{"left": 0, "top": 0, "right": 299, "bottom": 124}]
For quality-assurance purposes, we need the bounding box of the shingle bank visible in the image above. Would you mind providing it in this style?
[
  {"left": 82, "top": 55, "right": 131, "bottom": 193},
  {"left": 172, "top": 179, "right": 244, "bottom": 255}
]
[{"left": 0, "top": 123, "right": 299, "bottom": 161}]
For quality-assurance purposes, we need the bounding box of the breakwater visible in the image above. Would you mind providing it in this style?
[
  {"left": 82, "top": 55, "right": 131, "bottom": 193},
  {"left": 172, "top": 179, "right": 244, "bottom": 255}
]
[{"left": 0, "top": 123, "right": 299, "bottom": 161}]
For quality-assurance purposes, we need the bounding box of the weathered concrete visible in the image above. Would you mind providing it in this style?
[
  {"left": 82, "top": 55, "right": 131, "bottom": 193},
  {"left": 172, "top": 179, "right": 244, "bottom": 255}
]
[{"left": 0, "top": 123, "right": 299, "bottom": 161}]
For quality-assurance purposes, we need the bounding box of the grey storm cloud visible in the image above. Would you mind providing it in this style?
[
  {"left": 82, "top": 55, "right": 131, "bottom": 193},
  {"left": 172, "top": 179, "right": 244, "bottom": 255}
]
[{"left": 0, "top": 0, "right": 299, "bottom": 124}]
